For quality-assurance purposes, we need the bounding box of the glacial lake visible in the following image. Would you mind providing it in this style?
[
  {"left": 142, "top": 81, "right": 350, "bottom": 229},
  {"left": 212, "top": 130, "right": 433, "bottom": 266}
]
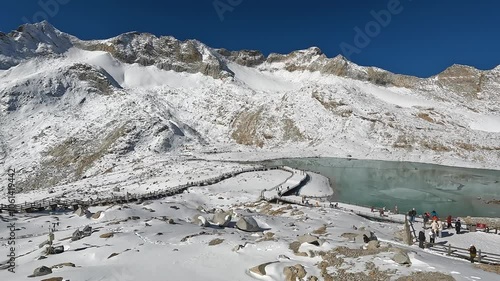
[{"left": 262, "top": 158, "right": 500, "bottom": 218}]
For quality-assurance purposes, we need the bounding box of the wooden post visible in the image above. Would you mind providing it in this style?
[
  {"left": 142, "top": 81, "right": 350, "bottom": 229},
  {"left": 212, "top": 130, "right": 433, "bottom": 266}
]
[
  {"left": 447, "top": 244, "right": 451, "bottom": 256},
  {"left": 478, "top": 250, "right": 481, "bottom": 263}
]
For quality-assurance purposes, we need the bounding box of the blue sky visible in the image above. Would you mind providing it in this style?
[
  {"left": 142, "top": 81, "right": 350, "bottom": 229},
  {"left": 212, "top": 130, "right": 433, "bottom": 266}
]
[{"left": 1, "top": 0, "right": 499, "bottom": 77}]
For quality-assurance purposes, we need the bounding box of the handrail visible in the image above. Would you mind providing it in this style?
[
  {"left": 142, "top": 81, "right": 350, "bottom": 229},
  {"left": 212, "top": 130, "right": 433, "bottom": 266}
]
[
  {"left": 0, "top": 165, "right": 287, "bottom": 213},
  {"left": 429, "top": 243, "right": 500, "bottom": 264}
]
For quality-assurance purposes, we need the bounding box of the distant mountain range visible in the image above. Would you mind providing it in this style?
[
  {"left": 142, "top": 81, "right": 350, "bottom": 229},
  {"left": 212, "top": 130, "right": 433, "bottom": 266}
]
[{"left": 1, "top": 21, "right": 499, "bottom": 191}]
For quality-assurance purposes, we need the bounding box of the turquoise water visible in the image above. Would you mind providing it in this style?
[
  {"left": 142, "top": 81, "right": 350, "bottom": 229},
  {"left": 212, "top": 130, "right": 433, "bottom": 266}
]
[{"left": 262, "top": 158, "right": 500, "bottom": 218}]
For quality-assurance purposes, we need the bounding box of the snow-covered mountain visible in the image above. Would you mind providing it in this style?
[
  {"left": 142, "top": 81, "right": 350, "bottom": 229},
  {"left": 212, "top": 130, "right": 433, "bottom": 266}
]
[{"left": 1, "top": 21, "right": 499, "bottom": 191}]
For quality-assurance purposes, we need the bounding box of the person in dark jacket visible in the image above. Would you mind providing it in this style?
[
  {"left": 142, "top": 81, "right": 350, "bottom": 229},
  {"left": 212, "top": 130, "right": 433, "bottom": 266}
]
[
  {"left": 423, "top": 212, "right": 430, "bottom": 226},
  {"left": 469, "top": 245, "right": 477, "bottom": 263},
  {"left": 408, "top": 208, "right": 417, "bottom": 223},
  {"left": 455, "top": 219, "right": 462, "bottom": 234},
  {"left": 418, "top": 230, "right": 426, "bottom": 248}
]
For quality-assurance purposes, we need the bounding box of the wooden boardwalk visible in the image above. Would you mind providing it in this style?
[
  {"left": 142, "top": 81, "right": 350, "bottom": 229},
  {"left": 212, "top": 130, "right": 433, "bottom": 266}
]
[{"left": 0, "top": 165, "right": 285, "bottom": 213}]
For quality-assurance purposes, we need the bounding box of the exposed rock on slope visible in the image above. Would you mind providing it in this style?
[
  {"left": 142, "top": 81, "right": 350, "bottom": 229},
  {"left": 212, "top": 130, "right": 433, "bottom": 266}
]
[{"left": 0, "top": 22, "right": 499, "bottom": 192}]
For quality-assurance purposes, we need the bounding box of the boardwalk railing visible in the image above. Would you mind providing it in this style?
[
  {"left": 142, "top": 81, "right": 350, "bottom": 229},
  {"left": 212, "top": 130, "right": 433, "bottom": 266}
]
[
  {"left": 0, "top": 165, "right": 285, "bottom": 213},
  {"left": 429, "top": 243, "right": 500, "bottom": 265}
]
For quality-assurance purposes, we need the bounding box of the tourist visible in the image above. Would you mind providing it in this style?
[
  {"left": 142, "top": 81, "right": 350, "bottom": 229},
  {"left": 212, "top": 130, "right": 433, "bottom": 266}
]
[
  {"left": 469, "top": 245, "right": 477, "bottom": 263},
  {"left": 394, "top": 205, "right": 398, "bottom": 214},
  {"left": 431, "top": 220, "right": 438, "bottom": 237},
  {"left": 423, "top": 212, "right": 430, "bottom": 228},
  {"left": 437, "top": 219, "right": 443, "bottom": 238},
  {"left": 418, "top": 230, "right": 426, "bottom": 249},
  {"left": 446, "top": 215, "right": 452, "bottom": 229},
  {"left": 429, "top": 230, "right": 436, "bottom": 245},
  {"left": 455, "top": 219, "right": 462, "bottom": 234},
  {"left": 431, "top": 210, "right": 438, "bottom": 221},
  {"left": 408, "top": 208, "right": 416, "bottom": 223}
]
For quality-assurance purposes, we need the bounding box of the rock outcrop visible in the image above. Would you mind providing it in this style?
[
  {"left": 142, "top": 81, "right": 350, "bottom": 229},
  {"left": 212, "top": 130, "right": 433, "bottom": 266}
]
[{"left": 236, "top": 216, "right": 262, "bottom": 232}]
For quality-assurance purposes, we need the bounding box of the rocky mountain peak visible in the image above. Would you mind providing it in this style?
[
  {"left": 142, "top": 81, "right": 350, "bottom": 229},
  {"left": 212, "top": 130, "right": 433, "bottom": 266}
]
[
  {"left": 76, "top": 31, "right": 232, "bottom": 79},
  {"left": 436, "top": 64, "right": 487, "bottom": 99},
  {"left": 0, "top": 21, "right": 73, "bottom": 69}
]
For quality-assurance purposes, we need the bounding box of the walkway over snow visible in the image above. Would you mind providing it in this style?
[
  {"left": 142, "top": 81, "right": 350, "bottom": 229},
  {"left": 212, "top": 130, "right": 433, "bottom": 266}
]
[{"left": 0, "top": 165, "right": 292, "bottom": 213}]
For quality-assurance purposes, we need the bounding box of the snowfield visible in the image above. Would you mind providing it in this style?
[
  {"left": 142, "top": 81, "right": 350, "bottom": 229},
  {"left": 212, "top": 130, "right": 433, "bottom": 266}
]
[
  {"left": 0, "top": 22, "right": 499, "bottom": 280},
  {"left": 1, "top": 170, "right": 499, "bottom": 281}
]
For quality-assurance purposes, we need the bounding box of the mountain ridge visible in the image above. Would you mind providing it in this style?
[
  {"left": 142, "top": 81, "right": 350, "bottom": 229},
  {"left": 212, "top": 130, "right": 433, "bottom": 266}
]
[
  {"left": 2, "top": 21, "right": 499, "bottom": 82},
  {"left": 1, "top": 21, "right": 499, "bottom": 192}
]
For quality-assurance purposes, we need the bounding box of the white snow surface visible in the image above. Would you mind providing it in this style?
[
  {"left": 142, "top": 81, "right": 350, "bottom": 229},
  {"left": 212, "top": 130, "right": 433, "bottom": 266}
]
[
  {"left": 1, "top": 169, "right": 499, "bottom": 281},
  {"left": 1, "top": 23, "right": 500, "bottom": 280}
]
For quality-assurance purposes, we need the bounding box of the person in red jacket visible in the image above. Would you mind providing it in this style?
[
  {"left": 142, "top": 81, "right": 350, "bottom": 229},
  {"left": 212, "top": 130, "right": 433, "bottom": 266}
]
[{"left": 446, "top": 215, "right": 452, "bottom": 229}]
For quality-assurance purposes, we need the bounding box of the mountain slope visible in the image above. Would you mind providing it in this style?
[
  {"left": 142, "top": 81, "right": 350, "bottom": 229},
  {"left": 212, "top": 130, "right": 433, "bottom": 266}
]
[{"left": 0, "top": 22, "right": 499, "bottom": 192}]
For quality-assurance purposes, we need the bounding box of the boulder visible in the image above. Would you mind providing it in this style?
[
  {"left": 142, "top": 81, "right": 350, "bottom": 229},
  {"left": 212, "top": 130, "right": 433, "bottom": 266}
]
[
  {"left": 367, "top": 240, "right": 380, "bottom": 250},
  {"left": 41, "top": 277, "right": 63, "bottom": 281},
  {"left": 294, "top": 264, "right": 307, "bottom": 279},
  {"left": 249, "top": 262, "right": 278, "bottom": 276},
  {"left": 74, "top": 207, "right": 85, "bottom": 217},
  {"left": 212, "top": 211, "right": 232, "bottom": 227},
  {"left": 100, "top": 232, "right": 114, "bottom": 238},
  {"left": 71, "top": 229, "right": 84, "bottom": 241},
  {"left": 45, "top": 246, "right": 65, "bottom": 255},
  {"left": 192, "top": 214, "right": 210, "bottom": 227},
  {"left": 208, "top": 238, "right": 224, "bottom": 246},
  {"left": 84, "top": 210, "right": 93, "bottom": 218},
  {"left": 284, "top": 264, "right": 306, "bottom": 281},
  {"left": 82, "top": 225, "right": 92, "bottom": 236},
  {"left": 297, "top": 234, "right": 321, "bottom": 246},
  {"left": 51, "top": 262, "right": 75, "bottom": 269},
  {"left": 392, "top": 250, "right": 411, "bottom": 265},
  {"left": 236, "top": 216, "right": 262, "bottom": 232},
  {"left": 29, "top": 266, "right": 52, "bottom": 277},
  {"left": 356, "top": 230, "right": 376, "bottom": 242},
  {"left": 91, "top": 211, "right": 103, "bottom": 219}
]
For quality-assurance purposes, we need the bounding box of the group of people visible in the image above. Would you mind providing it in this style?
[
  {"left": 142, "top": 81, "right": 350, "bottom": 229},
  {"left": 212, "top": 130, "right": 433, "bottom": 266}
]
[
  {"left": 414, "top": 208, "right": 481, "bottom": 263},
  {"left": 416, "top": 209, "right": 463, "bottom": 248}
]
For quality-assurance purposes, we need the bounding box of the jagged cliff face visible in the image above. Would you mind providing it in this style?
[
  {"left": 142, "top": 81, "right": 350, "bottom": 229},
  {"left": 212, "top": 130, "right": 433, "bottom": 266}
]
[
  {"left": 2, "top": 21, "right": 499, "bottom": 95},
  {"left": 77, "top": 33, "right": 233, "bottom": 79},
  {"left": 1, "top": 22, "right": 499, "bottom": 191},
  {"left": 0, "top": 22, "right": 73, "bottom": 69},
  {"left": 436, "top": 64, "right": 500, "bottom": 101}
]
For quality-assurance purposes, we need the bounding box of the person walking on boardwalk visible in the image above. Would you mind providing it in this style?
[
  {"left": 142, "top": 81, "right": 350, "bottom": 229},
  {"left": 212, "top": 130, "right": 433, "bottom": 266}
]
[
  {"left": 469, "top": 245, "right": 477, "bottom": 263},
  {"left": 455, "top": 219, "right": 462, "bottom": 234},
  {"left": 418, "top": 230, "right": 426, "bottom": 248}
]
